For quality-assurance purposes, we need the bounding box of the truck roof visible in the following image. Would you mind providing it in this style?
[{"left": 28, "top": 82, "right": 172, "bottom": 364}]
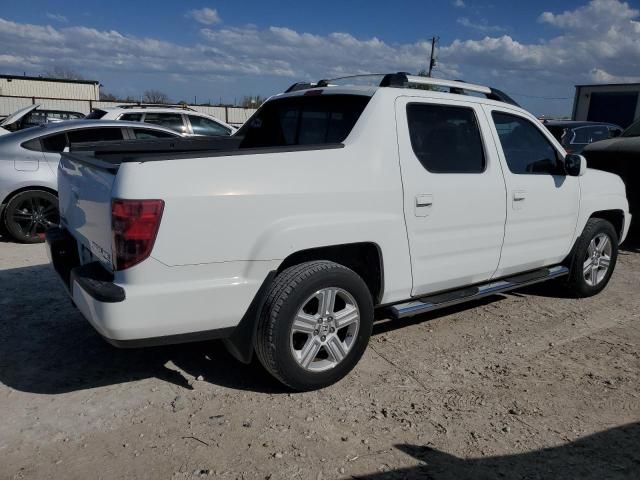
[{"left": 275, "top": 72, "right": 520, "bottom": 109}]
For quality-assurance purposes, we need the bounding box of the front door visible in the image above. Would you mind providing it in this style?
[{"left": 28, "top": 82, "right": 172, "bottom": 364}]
[
  {"left": 395, "top": 96, "right": 507, "bottom": 297},
  {"left": 486, "top": 107, "right": 580, "bottom": 277}
]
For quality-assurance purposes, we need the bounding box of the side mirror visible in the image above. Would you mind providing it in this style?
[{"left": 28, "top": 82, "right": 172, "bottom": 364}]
[{"left": 565, "top": 153, "right": 587, "bottom": 177}]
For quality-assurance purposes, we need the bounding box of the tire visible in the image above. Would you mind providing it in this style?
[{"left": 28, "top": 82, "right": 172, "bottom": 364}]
[
  {"left": 566, "top": 218, "right": 618, "bottom": 297},
  {"left": 3, "top": 190, "right": 59, "bottom": 244},
  {"left": 255, "top": 260, "right": 374, "bottom": 391}
]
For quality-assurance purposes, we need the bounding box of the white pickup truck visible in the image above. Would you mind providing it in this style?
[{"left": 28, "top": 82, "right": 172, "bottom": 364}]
[{"left": 47, "top": 73, "right": 631, "bottom": 391}]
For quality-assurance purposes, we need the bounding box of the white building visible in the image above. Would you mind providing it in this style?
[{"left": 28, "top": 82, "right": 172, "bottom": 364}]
[
  {"left": 572, "top": 83, "right": 640, "bottom": 129},
  {"left": 0, "top": 74, "right": 100, "bottom": 100}
]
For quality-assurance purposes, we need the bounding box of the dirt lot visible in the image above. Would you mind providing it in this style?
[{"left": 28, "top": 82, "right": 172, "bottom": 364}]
[{"left": 0, "top": 236, "right": 639, "bottom": 480}]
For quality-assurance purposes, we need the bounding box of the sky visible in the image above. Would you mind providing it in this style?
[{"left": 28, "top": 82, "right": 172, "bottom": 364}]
[{"left": 1, "top": 0, "right": 639, "bottom": 116}]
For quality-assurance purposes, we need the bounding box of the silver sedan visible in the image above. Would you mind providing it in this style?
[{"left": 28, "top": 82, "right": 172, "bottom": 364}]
[{"left": 0, "top": 120, "right": 180, "bottom": 243}]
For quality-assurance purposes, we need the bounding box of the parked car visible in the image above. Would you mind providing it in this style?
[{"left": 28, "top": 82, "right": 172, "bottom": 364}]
[
  {"left": 543, "top": 120, "right": 623, "bottom": 154},
  {"left": 0, "top": 104, "right": 85, "bottom": 134},
  {"left": 87, "top": 105, "right": 237, "bottom": 136},
  {"left": 47, "top": 73, "right": 630, "bottom": 391},
  {"left": 582, "top": 118, "right": 640, "bottom": 234},
  {"left": 0, "top": 120, "right": 181, "bottom": 243}
]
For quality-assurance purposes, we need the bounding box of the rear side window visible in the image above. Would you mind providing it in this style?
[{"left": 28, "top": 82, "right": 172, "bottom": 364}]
[
  {"left": 41, "top": 133, "right": 68, "bottom": 152},
  {"left": 188, "top": 115, "right": 231, "bottom": 136},
  {"left": 132, "top": 128, "right": 175, "bottom": 139},
  {"left": 144, "top": 113, "right": 185, "bottom": 133},
  {"left": 120, "top": 113, "right": 143, "bottom": 122},
  {"left": 406, "top": 103, "right": 485, "bottom": 173},
  {"left": 238, "top": 94, "right": 370, "bottom": 148},
  {"left": 85, "top": 109, "right": 107, "bottom": 119},
  {"left": 492, "top": 112, "right": 563, "bottom": 175},
  {"left": 67, "top": 127, "right": 124, "bottom": 144}
]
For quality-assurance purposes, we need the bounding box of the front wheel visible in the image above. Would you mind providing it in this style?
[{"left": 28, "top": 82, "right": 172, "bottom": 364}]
[
  {"left": 3, "top": 190, "right": 59, "bottom": 243},
  {"left": 255, "top": 261, "right": 374, "bottom": 391},
  {"left": 566, "top": 218, "right": 618, "bottom": 297}
]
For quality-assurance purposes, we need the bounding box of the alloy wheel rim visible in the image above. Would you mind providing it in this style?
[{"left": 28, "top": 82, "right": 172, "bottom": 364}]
[
  {"left": 583, "top": 233, "right": 612, "bottom": 287},
  {"left": 11, "top": 195, "right": 59, "bottom": 239},
  {"left": 290, "top": 287, "right": 360, "bottom": 372}
]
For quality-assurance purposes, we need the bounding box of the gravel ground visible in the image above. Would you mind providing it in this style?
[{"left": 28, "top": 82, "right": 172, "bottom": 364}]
[{"left": 0, "top": 235, "right": 639, "bottom": 479}]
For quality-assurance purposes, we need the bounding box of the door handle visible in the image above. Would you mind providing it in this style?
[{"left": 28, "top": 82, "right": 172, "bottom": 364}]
[
  {"left": 513, "top": 191, "right": 527, "bottom": 201},
  {"left": 415, "top": 194, "right": 433, "bottom": 217}
]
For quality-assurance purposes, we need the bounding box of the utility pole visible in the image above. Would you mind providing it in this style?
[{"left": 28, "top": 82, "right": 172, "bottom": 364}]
[{"left": 427, "top": 36, "right": 439, "bottom": 77}]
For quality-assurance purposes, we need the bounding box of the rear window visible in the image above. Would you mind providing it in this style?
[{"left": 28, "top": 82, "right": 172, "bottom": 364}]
[
  {"left": 237, "top": 94, "right": 370, "bottom": 148},
  {"left": 86, "top": 109, "right": 107, "bottom": 119}
]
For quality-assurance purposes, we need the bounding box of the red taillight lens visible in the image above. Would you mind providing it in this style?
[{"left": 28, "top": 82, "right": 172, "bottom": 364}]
[{"left": 111, "top": 199, "right": 164, "bottom": 271}]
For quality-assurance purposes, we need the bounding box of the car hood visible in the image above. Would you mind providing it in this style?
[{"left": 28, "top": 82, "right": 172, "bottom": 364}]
[
  {"left": 584, "top": 136, "right": 640, "bottom": 155},
  {"left": 0, "top": 104, "right": 40, "bottom": 128},
  {"left": 0, "top": 126, "right": 9, "bottom": 136}
]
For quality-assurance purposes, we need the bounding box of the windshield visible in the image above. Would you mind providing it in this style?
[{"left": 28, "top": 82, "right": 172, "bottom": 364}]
[
  {"left": 85, "top": 109, "right": 107, "bottom": 119},
  {"left": 621, "top": 120, "right": 640, "bottom": 137},
  {"left": 546, "top": 126, "right": 567, "bottom": 144}
]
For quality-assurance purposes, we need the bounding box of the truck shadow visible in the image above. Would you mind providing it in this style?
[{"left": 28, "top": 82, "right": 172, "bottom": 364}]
[
  {"left": 0, "top": 264, "right": 516, "bottom": 396},
  {"left": 0, "top": 263, "right": 283, "bottom": 395},
  {"left": 354, "top": 422, "right": 639, "bottom": 479}
]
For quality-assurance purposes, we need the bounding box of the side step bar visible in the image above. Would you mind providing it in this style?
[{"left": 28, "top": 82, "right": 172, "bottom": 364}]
[{"left": 388, "top": 265, "right": 569, "bottom": 320}]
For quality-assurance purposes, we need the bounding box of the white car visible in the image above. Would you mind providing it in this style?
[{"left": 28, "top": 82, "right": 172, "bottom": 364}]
[
  {"left": 87, "top": 105, "right": 236, "bottom": 137},
  {"left": 47, "top": 73, "right": 631, "bottom": 391}
]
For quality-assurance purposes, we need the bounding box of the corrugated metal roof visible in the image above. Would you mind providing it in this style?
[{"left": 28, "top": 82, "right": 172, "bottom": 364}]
[{"left": 0, "top": 74, "right": 99, "bottom": 85}]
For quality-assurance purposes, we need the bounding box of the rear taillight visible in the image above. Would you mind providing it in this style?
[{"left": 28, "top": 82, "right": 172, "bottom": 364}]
[{"left": 111, "top": 199, "right": 164, "bottom": 271}]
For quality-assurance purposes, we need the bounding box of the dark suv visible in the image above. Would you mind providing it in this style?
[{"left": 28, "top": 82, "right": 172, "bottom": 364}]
[{"left": 543, "top": 120, "right": 623, "bottom": 154}]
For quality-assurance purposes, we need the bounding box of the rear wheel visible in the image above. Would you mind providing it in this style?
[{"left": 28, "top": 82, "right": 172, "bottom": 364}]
[
  {"left": 566, "top": 218, "right": 618, "bottom": 297},
  {"left": 256, "top": 261, "right": 374, "bottom": 391},
  {"left": 3, "top": 190, "right": 59, "bottom": 243}
]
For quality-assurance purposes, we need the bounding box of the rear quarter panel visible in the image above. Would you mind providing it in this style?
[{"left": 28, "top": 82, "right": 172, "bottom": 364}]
[{"left": 113, "top": 93, "right": 413, "bottom": 303}]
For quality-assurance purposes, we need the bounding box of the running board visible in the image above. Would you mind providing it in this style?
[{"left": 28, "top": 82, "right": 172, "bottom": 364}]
[{"left": 388, "top": 266, "right": 569, "bottom": 320}]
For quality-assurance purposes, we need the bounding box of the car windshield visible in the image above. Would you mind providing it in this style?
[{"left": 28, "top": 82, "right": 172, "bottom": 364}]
[
  {"left": 546, "top": 126, "right": 567, "bottom": 143},
  {"left": 621, "top": 120, "right": 640, "bottom": 138}
]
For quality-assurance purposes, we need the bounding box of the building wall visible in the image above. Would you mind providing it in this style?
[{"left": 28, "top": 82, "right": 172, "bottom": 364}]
[
  {"left": 0, "top": 77, "right": 100, "bottom": 100},
  {"left": 573, "top": 84, "right": 640, "bottom": 127}
]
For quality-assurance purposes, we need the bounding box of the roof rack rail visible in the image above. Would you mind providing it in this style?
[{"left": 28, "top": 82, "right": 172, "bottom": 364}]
[
  {"left": 285, "top": 72, "right": 520, "bottom": 107},
  {"left": 116, "top": 104, "right": 197, "bottom": 111}
]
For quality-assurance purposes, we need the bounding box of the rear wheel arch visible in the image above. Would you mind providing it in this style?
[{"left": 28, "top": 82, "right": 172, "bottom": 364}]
[{"left": 277, "top": 242, "right": 384, "bottom": 305}]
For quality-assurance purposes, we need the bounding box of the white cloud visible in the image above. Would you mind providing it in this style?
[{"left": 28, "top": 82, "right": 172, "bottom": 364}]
[
  {"left": 457, "top": 17, "right": 505, "bottom": 32},
  {"left": 186, "top": 8, "right": 221, "bottom": 26},
  {"left": 453, "top": 0, "right": 466, "bottom": 7},
  {"left": 0, "top": 0, "right": 637, "bottom": 115},
  {"left": 46, "top": 13, "right": 68, "bottom": 23}
]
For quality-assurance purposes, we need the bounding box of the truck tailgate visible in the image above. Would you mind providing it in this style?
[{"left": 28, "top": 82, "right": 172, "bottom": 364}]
[{"left": 58, "top": 153, "right": 118, "bottom": 271}]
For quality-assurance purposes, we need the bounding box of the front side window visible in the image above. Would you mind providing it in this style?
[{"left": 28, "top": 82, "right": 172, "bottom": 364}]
[
  {"left": 143, "top": 113, "right": 185, "bottom": 133},
  {"left": 573, "top": 126, "right": 610, "bottom": 144},
  {"left": 622, "top": 120, "right": 640, "bottom": 138},
  {"left": 406, "top": 103, "right": 485, "bottom": 173},
  {"left": 237, "top": 94, "right": 370, "bottom": 148},
  {"left": 188, "top": 115, "right": 231, "bottom": 136},
  {"left": 492, "top": 112, "right": 564, "bottom": 175}
]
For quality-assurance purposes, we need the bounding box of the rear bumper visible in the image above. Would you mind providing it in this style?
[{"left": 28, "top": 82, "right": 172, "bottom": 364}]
[{"left": 46, "top": 227, "right": 273, "bottom": 348}]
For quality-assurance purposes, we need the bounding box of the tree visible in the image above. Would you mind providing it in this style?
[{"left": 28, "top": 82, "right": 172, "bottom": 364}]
[
  {"left": 100, "top": 91, "right": 118, "bottom": 101},
  {"left": 241, "top": 95, "right": 266, "bottom": 108},
  {"left": 43, "top": 66, "right": 84, "bottom": 80},
  {"left": 142, "top": 90, "right": 170, "bottom": 104}
]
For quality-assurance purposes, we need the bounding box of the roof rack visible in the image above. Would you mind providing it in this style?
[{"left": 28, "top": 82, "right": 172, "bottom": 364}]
[
  {"left": 116, "top": 104, "right": 197, "bottom": 111},
  {"left": 285, "top": 72, "right": 520, "bottom": 107}
]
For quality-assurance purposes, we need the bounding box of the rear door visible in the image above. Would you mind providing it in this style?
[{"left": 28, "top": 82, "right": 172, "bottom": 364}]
[
  {"left": 486, "top": 107, "right": 579, "bottom": 276},
  {"left": 142, "top": 112, "right": 188, "bottom": 134},
  {"left": 395, "top": 96, "right": 507, "bottom": 296}
]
